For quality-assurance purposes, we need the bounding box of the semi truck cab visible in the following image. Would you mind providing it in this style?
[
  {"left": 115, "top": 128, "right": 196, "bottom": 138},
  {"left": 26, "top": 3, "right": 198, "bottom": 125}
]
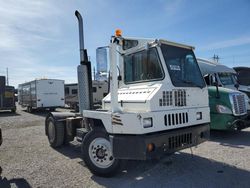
[
  {"left": 82, "top": 36, "right": 210, "bottom": 159},
  {"left": 45, "top": 11, "right": 210, "bottom": 177}
]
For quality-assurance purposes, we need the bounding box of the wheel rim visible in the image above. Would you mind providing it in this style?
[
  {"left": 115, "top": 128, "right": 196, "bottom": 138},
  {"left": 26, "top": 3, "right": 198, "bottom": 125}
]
[
  {"left": 88, "top": 137, "right": 115, "bottom": 169},
  {"left": 48, "top": 121, "right": 55, "bottom": 143}
]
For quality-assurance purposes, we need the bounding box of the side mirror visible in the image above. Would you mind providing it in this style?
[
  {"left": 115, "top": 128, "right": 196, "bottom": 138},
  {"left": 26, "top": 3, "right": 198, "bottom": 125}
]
[
  {"left": 213, "top": 73, "right": 220, "bottom": 98},
  {"left": 96, "top": 47, "right": 108, "bottom": 81}
]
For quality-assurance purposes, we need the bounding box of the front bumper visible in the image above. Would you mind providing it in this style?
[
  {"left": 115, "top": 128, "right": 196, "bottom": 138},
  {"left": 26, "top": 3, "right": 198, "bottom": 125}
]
[
  {"left": 232, "top": 110, "right": 250, "bottom": 130},
  {"left": 210, "top": 112, "right": 250, "bottom": 130},
  {"left": 110, "top": 123, "right": 209, "bottom": 160}
]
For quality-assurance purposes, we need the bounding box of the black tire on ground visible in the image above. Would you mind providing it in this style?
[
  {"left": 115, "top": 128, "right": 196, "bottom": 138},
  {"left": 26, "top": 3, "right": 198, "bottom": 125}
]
[
  {"left": 81, "top": 129, "right": 122, "bottom": 177},
  {"left": 46, "top": 116, "right": 65, "bottom": 148}
]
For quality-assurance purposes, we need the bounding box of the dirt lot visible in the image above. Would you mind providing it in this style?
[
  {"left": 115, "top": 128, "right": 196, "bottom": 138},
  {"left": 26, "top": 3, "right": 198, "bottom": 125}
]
[{"left": 0, "top": 105, "right": 250, "bottom": 188}]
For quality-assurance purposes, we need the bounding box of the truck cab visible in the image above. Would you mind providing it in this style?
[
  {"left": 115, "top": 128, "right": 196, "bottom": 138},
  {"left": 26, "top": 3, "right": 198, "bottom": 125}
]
[
  {"left": 197, "top": 58, "right": 249, "bottom": 130},
  {"left": 90, "top": 38, "right": 210, "bottom": 134},
  {"left": 45, "top": 11, "right": 210, "bottom": 177},
  {"left": 82, "top": 37, "right": 210, "bottom": 159}
]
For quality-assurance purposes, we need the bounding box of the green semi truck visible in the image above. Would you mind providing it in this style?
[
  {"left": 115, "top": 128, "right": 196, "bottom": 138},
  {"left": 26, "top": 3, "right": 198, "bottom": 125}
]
[
  {"left": 198, "top": 58, "right": 249, "bottom": 130},
  {"left": 208, "top": 86, "right": 248, "bottom": 130}
]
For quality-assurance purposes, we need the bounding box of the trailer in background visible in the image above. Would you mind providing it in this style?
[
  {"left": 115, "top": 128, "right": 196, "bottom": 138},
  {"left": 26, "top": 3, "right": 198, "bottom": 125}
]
[
  {"left": 18, "top": 79, "right": 65, "bottom": 112},
  {"left": 65, "top": 80, "right": 108, "bottom": 111},
  {"left": 0, "top": 76, "right": 16, "bottom": 113}
]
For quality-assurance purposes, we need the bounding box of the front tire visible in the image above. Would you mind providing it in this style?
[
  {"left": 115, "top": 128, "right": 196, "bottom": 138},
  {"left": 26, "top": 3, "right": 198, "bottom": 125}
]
[
  {"left": 46, "top": 117, "right": 65, "bottom": 148},
  {"left": 82, "top": 129, "right": 122, "bottom": 177}
]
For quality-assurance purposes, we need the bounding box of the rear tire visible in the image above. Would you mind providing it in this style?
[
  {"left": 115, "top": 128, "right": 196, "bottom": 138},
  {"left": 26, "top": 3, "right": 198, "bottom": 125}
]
[
  {"left": 81, "top": 129, "right": 122, "bottom": 177},
  {"left": 46, "top": 117, "right": 65, "bottom": 148}
]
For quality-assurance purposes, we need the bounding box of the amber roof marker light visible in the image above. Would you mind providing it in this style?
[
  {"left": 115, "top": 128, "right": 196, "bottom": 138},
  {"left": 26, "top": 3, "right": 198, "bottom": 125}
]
[{"left": 115, "top": 29, "right": 122, "bottom": 37}]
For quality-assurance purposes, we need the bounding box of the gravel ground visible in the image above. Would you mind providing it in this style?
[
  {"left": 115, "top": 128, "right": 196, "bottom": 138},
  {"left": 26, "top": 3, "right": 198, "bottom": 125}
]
[{"left": 0, "top": 105, "right": 250, "bottom": 188}]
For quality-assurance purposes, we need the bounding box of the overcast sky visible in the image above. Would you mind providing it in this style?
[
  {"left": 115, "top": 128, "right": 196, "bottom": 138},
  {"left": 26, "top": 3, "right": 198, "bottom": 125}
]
[{"left": 0, "top": 0, "right": 250, "bottom": 87}]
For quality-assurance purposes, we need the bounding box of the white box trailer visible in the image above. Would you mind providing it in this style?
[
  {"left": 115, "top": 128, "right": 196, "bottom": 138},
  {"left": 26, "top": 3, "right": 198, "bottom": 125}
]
[{"left": 18, "top": 79, "right": 65, "bottom": 112}]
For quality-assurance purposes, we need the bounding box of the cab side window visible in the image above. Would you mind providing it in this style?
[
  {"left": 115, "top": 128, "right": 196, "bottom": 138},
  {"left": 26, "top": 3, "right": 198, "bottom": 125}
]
[{"left": 124, "top": 48, "right": 164, "bottom": 84}]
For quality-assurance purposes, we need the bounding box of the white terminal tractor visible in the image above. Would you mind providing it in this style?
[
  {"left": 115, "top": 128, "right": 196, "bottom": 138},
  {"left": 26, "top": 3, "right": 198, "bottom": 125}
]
[{"left": 45, "top": 10, "right": 210, "bottom": 177}]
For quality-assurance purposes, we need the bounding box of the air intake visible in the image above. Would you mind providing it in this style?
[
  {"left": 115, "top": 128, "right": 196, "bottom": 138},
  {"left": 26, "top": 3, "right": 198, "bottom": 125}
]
[
  {"left": 164, "top": 112, "right": 188, "bottom": 126},
  {"left": 174, "top": 89, "right": 186, "bottom": 107}
]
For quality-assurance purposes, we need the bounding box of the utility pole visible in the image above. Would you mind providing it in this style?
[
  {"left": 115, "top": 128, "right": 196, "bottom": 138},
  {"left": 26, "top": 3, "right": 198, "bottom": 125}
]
[
  {"left": 6, "top": 67, "right": 9, "bottom": 86},
  {"left": 212, "top": 54, "right": 220, "bottom": 63}
]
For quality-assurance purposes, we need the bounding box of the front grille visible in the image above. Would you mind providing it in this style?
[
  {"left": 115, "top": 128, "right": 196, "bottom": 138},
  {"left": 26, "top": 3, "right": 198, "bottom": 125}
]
[
  {"left": 159, "top": 91, "right": 173, "bottom": 106},
  {"left": 230, "top": 93, "right": 247, "bottom": 116},
  {"left": 164, "top": 112, "right": 188, "bottom": 126},
  {"left": 168, "top": 133, "right": 192, "bottom": 150},
  {"left": 174, "top": 89, "right": 186, "bottom": 107}
]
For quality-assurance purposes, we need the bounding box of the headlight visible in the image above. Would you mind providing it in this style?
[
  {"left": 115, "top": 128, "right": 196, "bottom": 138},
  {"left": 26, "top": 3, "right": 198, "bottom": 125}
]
[
  {"left": 196, "top": 112, "right": 202, "bottom": 120},
  {"left": 216, "top": 105, "right": 232, "bottom": 114},
  {"left": 143, "top": 118, "right": 153, "bottom": 128}
]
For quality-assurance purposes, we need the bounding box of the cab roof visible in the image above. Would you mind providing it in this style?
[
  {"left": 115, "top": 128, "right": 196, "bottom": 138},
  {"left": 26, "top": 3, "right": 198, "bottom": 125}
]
[
  {"left": 122, "top": 37, "right": 195, "bottom": 51},
  {"left": 197, "top": 58, "right": 236, "bottom": 75}
]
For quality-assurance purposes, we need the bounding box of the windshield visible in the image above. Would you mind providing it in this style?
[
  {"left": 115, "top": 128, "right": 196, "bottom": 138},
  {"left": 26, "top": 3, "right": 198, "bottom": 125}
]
[
  {"left": 160, "top": 44, "right": 205, "bottom": 88},
  {"left": 236, "top": 69, "right": 250, "bottom": 86},
  {"left": 218, "top": 72, "right": 237, "bottom": 85}
]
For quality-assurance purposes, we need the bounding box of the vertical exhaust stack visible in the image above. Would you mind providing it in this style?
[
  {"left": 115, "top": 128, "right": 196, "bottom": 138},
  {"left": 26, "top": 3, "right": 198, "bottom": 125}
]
[{"left": 75, "top": 10, "right": 93, "bottom": 114}]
